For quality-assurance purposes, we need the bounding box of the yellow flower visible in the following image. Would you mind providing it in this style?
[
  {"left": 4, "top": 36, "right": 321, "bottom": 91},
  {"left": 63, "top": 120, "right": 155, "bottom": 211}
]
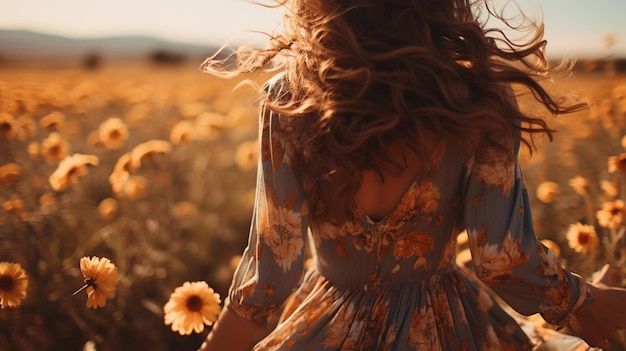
[
  {"left": 608, "top": 153, "right": 626, "bottom": 173},
  {"left": 121, "top": 175, "right": 147, "bottom": 200},
  {"left": 169, "top": 120, "right": 194, "bottom": 145},
  {"left": 130, "top": 140, "right": 171, "bottom": 167},
  {"left": 0, "top": 163, "right": 20, "bottom": 186},
  {"left": 194, "top": 112, "right": 230, "bottom": 141},
  {"left": 98, "top": 197, "right": 119, "bottom": 221},
  {"left": 536, "top": 181, "right": 559, "bottom": 204},
  {"left": 164, "top": 281, "right": 222, "bottom": 335},
  {"left": 0, "top": 261, "right": 28, "bottom": 308},
  {"left": 49, "top": 153, "right": 99, "bottom": 191},
  {"left": 98, "top": 117, "right": 129, "bottom": 149},
  {"left": 86, "top": 130, "right": 104, "bottom": 149},
  {"left": 235, "top": 140, "right": 258, "bottom": 171},
  {"left": 597, "top": 200, "right": 626, "bottom": 229},
  {"left": 565, "top": 223, "right": 599, "bottom": 255},
  {"left": 108, "top": 152, "right": 138, "bottom": 194},
  {"left": 568, "top": 176, "right": 590, "bottom": 196},
  {"left": 27, "top": 142, "right": 40, "bottom": 160},
  {"left": 601, "top": 179, "right": 619, "bottom": 198},
  {"left": 41, "top": 132, "right": 69, "bottom": 165},
  {"left": 39, "top": 111, "right": 65, "bottom": 130},
  {"left": 0, "top": 112, "right": 17, "bottom": 139},
  {"left": 79, "top": 256, "right": 118, "bottom": 309}
]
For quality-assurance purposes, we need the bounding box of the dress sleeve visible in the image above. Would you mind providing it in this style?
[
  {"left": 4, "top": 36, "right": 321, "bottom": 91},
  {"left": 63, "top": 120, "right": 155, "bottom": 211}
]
[
  {"left": 463, "top": 135, "right": 580, "bottom": 325},
  {"left": 226, "top": 80, "right": 309, "bottom": 326}
]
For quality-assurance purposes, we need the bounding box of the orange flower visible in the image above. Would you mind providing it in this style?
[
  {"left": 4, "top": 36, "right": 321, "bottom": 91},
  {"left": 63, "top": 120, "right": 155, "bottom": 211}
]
[
  {"left": 49, "top": 153, "right": 99, "bottom": 191},
  {"left": 86, "top": 130, "right": 104, "bottom": 149},
  {"left": 566, "top": 223, "right": 599, "bottom": 255},
  {"left": 121, "top": 175, "right": 147, "bottom": 200},
  {"left": 98, "top": 117, "right": 128, "bottom": 149},
  {"left": 536, "top": 181, "right": 559, "bottom": 204},
  {"left": 194, "top": 112, "right": 229, "bottom": 141},
  {"left": 78, "top": 256, "right": 118, "bottom": 309},
  {"left": 130, "top": 140, "right": 171, "bottom": 167},
  {"left": 0, "top": 163, "right": 20, "bottom": 186},
  {"left": 98, "top": 197, "right": 119, "bottom": 221},
  {"left": 39, "top": 111, "right": 65, "bottom": 130},
  {"left": 0, "top": 112, "right": 17, "bottom": 139},
  {"left": 235, "top": 140, "right": 258, "bottom": 171},
  {"left": 109, "top": 153, "right": 134, "bottom": 194},
  {"left": 608, "top": 153, "right": 626, "bottom": 173},
  {"left": 163, "top": 281, "right": 222, "bottom": 335},
  {"left": 597, "top": 200, "right": 626, "bottom": 229},
  {"left": 0, "top": 261, "right": 28, "bottom": 308},
  {"left": 170, "top": 120, "right": 194, "bottom": 145},
  {"left": 568, "top": 176, "right": 590, "bottom": 196},
  {"left": 601, "top": 179, "right": 619, "bottom": 198},
  {"left": 27, "top": 142, "right": 40, "bottom": 160},
  {"left": 40, "top": 132, "right": 69, "bottom": 165}
]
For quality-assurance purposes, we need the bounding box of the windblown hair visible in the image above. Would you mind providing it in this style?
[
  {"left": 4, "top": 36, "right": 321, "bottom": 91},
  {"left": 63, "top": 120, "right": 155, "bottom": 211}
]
[{"left": 202, "top": 0, "right": 586, "bottom": 222}]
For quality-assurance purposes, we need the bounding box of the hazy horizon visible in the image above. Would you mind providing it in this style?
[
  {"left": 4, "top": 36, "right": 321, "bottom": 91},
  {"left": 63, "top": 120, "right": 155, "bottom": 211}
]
[{"left": 1, "top": 0, "right": 624, "bottom": 59}]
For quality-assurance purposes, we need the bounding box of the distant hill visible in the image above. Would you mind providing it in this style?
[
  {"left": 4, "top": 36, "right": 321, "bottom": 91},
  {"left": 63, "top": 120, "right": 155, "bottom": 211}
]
[{"left": 0, "top": 29, "right": 221, "bottom": 66}]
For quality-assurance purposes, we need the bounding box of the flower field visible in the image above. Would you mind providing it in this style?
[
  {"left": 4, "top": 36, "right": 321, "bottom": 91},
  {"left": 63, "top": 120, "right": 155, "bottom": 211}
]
[{"left": 1, "top": 63, "right": 625, "bottom": 350}]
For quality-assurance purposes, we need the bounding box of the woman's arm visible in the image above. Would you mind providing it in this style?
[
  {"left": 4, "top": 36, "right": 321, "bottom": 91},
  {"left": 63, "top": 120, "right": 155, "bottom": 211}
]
[
  {"left": 198, "top": 307, "right": 266, "bottom": 351},
  {"left": 570, "top": 280, "right": 626, "bottom": 348}
]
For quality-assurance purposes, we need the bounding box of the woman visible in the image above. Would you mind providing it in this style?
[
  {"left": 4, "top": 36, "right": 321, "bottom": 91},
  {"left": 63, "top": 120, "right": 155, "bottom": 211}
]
[{"left": 199, "top": 0, "right": 626, "bottom": 350}]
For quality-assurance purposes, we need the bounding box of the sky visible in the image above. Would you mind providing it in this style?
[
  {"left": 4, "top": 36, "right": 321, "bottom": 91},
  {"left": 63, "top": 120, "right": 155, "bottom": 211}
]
[{"left": 0, "top": 0, "right": 624, "bottom": 59}]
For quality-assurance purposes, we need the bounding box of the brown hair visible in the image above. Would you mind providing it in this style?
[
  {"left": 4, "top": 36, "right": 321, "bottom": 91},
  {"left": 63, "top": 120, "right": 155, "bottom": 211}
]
[{"left": 202, "top": 0, "right": 586, "bottom": 222}]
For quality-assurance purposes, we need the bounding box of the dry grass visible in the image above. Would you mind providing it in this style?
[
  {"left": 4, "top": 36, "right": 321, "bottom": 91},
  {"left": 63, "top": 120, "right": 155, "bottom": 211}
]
[{"left": 0, "top": 63, "right": 625, "bottom": 350}]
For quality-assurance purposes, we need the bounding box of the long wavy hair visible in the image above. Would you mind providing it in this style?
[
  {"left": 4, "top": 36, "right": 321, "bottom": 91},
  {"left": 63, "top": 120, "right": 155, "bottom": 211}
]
[{"left": 202, "top": 0, "right": 586, "bottom": 222}]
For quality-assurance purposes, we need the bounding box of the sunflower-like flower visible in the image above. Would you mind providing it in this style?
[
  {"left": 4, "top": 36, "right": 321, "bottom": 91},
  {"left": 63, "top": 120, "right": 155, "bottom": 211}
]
[
  {"left": 98, "top": 117, "right": 129, "bottom": 150},
  {"left": 194, "top": 112, "right": 230, "bottom": 141},
  {"left": 98, "top": 197, "right": 119, "bottom": 221},
  {"left": 0, "top": 163, "right": 20, "bottom": 186},
  {"left": 130, "top": 139, "right": 171, "bottom": 167},
  {"left": 536, "top": 181, "right": 560, "bottom": 204},
  {"left": 163, "top": 281, "right": 222, "bottom": 335},
  {"left": 235, "top": 140, "right": 258, "bottom": 171},
  {"left": 41, "top": 132, "right": 69, "bottom": 165},
  {"left": 597, "top": 200, "right": 626, "bottom": 229},
  {"left": 39, "top": 111, "right": 65, "bottom": 130},
  {"left": 565, "top": 223, "right": 599, "bottom": 255},
  {"left": 0, "top": 261, "right": 29, "bottom": 308},
  {"left": 608, "top": 153, "right": 626, "bottom": 174},
  {"left": 121, "top": 175, "right": 147, "bottom": 200},
  {"left": 170, "top": 120, "right": 194, "bottom": 145},
  {"left": 78, "top": 256, "right": 118, "bottom": 309},
  {"left": 49, "top": 153, "right": 99, "bottom": 191},
  {"left": 601, "top": 179, "right": 619, "bottom": 198},
  {"left": 568, "top": 176, "right": 590, "bottom": 196},
  {"left": 0, "top": 112, "right": 17, "bottom": 139}
]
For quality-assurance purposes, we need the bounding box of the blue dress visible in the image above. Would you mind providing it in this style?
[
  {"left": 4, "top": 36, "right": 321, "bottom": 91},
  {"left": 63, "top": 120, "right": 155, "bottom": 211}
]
[{"left": 226, "top": 75, "right": 580, "bottom": 350}]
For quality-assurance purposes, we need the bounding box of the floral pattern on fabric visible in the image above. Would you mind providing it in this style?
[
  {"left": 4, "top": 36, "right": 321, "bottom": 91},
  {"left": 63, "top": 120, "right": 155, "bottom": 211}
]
[{"left": 227, "top": 75, "right": 579, "bottom": 350}]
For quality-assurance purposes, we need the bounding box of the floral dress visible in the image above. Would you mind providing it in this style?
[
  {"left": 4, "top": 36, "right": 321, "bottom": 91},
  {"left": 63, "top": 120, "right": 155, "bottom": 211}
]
[{"left": 226, "top": 75, "right": 580, "bottom": 351}]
